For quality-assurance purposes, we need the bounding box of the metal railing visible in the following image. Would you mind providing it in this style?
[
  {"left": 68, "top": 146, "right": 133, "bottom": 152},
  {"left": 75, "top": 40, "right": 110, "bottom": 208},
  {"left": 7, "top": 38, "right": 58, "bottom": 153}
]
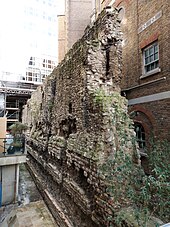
[{"left": 0, "top": 136, "right": 26, "bottom": 156}]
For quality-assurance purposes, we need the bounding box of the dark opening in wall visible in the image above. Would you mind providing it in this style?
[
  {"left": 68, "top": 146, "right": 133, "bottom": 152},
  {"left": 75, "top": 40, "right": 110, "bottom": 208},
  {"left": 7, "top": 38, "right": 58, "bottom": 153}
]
[
  {"left": 51, "top": 79, "right": 56, "bottom": 97},
  {"left": 69, "top": 102, "right": 72, "bottom": 114},
  {"left": 59, "top": 117, "right": 77, "bottom": 138},
  {"left": 82, "top": 97, "right": 89, "bottom": 128},
  {"left": 69, "top": 163, "right": 94, "bottom": 201},
  {"left": 42, "top": 91, "right": 44, "bottom": 99},
  {"left": 77, "top": 168, "right": 86, "bottom": 185},
  {"left": 106, "top": 48, "right": 110, "bottom": 77}
]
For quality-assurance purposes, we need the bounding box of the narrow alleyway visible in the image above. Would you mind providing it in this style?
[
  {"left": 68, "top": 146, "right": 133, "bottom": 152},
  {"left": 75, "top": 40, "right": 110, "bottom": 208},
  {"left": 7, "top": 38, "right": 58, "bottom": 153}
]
[
  {"left": 0, "top": 163, "right": 57, "bottom": 226},
  {"left": 18, "top": 163, "right": 42, "bottom": 205},
  {"left": 15, "top": 164, "right": 57, "bottom": 227}
]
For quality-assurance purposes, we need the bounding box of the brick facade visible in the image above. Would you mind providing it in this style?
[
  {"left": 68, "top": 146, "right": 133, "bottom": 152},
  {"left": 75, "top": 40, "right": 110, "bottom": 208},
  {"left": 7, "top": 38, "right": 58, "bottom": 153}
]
[{"left": 113, "top": 0, "right": 170, "bottom": 144}]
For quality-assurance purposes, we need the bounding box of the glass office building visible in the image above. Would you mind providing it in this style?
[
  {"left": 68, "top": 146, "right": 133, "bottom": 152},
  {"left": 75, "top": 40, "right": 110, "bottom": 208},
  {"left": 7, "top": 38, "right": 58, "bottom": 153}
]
[
  {"left": 23, "top": 0, "right": 58, "bottom": 83},
  {"left": 0, "top": 0, "right": 58, "bottom": 83}
]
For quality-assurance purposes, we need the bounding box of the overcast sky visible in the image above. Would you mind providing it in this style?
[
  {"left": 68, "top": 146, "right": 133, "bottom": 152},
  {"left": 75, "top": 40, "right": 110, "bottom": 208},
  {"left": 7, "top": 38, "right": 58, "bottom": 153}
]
[{"left": 0, "top": 0, "right": 65, "bottom": 78}]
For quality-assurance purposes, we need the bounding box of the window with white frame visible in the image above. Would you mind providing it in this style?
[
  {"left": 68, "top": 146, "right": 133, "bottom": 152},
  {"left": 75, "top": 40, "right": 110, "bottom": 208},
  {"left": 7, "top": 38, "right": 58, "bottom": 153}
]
[
  {"left": 143, "top": 42, "right": 159, "bottom": 74},
  {"left": 134, "top": 123, "right": 146, "bottom": 150}
]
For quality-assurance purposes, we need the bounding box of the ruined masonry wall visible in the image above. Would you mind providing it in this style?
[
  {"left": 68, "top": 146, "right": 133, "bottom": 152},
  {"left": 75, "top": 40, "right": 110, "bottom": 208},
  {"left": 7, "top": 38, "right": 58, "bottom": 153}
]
[{"left": 23, "top": 8, "right": 139, "bottom": 227}]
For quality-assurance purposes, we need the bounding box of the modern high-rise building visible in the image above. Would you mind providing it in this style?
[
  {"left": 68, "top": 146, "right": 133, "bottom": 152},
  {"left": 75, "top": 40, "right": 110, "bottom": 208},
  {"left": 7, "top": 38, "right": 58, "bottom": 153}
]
[
  {"left": 22, "top": 0, "right": 58, "bottom": 83},
  {"left": 0, "top": 0, "right": 59, "bottom": 83}
]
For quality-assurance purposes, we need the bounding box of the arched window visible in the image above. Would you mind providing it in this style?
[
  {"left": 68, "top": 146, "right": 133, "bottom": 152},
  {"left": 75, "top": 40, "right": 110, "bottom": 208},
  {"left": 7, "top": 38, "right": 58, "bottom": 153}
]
[{"left": 134, "top": 123, "right": 146, "bottom": 150}]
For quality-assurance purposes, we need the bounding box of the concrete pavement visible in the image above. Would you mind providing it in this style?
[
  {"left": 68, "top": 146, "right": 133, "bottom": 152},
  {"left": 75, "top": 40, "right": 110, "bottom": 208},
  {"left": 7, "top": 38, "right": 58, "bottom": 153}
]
[
  {"left": 14, "top": 200, "right": 57, "bottom": 227},
  {"left": 0, "top": 163, "right": 58, "bottom": 227}
]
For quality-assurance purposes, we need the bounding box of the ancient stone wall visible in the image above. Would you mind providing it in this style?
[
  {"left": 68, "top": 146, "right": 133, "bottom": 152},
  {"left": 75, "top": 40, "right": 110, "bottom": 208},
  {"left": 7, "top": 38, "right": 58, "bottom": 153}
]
[{"left": 22, "top": 7, "right": 156, "bottom": 227}]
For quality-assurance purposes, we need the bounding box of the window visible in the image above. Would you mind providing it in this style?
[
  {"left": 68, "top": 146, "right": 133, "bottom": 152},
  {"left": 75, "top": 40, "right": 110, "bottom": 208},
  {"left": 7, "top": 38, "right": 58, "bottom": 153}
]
[
  {"left": 143, "top": 42, "right": 159, "bottom": 74},
  {"left": 134, "top": 123, "right": 146, "bottom": 150},
  {"left": 29, "top": 57, "right": 35, "bottom": 66}
]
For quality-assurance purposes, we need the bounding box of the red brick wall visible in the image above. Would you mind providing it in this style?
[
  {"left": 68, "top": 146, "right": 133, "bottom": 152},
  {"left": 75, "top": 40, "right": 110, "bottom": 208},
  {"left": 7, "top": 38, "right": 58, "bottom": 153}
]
[
  {"left": 129, "top": 99, "right": 170, "bottom": 141},
  {"left": 116, "top": 0, "right": 170, "bottom": 141}
]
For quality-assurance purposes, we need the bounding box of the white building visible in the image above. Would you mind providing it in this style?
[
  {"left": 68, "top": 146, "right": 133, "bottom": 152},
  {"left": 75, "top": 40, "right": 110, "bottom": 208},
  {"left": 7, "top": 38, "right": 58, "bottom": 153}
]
[
  {"left": 0, "top": 0, "right": 59, "bottom": 83},
  {"left": 23, "top": 0, "right": 58, "bottom": 83}
]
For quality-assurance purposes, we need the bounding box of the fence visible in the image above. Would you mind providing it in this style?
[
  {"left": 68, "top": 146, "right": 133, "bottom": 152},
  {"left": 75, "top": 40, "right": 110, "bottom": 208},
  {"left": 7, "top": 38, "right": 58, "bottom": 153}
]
[{"left": 0, "top": 135, "right": 26, "bottom": 156}]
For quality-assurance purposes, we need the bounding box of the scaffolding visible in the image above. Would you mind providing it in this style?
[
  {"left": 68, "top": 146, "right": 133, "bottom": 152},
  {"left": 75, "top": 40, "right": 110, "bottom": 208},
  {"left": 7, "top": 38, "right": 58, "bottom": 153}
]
[
  {"left": 0, "top": 54, "right": 56, "bottom": 127},
  {"left": 0, "top": 80, "right": 38, "bottom": 128}
]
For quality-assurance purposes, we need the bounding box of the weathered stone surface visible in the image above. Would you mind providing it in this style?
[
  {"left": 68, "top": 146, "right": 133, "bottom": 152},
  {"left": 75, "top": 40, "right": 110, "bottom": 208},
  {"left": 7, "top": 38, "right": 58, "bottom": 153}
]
[{"left": 22, "top": 7, "right": 161, "bottom": 227}]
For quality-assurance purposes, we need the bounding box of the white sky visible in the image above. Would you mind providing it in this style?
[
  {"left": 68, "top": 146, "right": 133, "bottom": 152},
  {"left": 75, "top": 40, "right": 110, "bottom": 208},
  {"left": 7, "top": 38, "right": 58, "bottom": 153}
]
[{"left": 0, "top": 0, "right": 65, "bottom": 78}]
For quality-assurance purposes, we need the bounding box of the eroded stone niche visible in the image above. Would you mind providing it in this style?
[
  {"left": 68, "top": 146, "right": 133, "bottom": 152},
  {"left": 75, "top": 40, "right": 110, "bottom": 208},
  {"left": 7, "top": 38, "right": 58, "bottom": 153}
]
[{"left": 23, "top": 7, "right": 142, "bottom": 227}]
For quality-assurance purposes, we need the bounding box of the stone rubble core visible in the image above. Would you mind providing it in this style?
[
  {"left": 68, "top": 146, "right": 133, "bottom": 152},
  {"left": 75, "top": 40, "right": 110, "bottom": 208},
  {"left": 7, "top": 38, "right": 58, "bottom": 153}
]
[{"left": 22, "top": 7, "right": 152, "bottom": 227}]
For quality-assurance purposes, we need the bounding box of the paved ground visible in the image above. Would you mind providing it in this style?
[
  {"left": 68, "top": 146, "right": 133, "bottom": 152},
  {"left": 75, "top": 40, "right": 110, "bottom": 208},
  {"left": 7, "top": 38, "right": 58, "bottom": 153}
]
[
  {"left": 18, "top": 163, "right": 42, "bottom": 205},
  {"left": 16, "top": 164, "right": 57, "bottom": 226},
  {"left": 14, "top": 200, "right": 57, "bottom": 227},
  {"left": 1, "top": 164, "right": 58, "bottom": 226}
]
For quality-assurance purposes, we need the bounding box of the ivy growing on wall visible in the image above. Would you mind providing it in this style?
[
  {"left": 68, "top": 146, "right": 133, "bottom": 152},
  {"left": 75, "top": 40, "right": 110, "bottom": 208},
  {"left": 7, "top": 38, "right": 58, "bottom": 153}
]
[{"left": 94, "top": 88, "right": 169, "bottom": 226}]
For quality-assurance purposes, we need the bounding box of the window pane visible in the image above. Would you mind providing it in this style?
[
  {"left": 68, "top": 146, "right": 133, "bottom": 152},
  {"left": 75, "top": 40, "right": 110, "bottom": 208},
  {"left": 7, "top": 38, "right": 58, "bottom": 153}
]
[
  {"left": 141, "top": 132, "right": 145, "bottom": 140},
  {"left": 143, "top": 42, "right": 159, "bottom": 73},
  {"left": 151, "top": 63, "right": 155, "bottom": 70},
  {"left": 150, "top": 55, "right": 154, "bottom": 62},
  {"left": 134, "top": 123, "right": 146, "bottom": 149},
  {"left": 155, "top": 61, "right": 159, "bottom": 68},
  {"left": 154, "top": 52, "right": 158, "bottom": 60},
  {"left": 145, "top": 49, "right": 149, "bottom": 57},
  {"left": 154, "top": 44, "right": 158, "bottom": 52},
  {"left": 145, "top": 57, "right": 149, "bottom": 64},
  {"left": 146, "top": 65, "right": 150, "bottom": 72},
  {"left": 149, "top": 46, "right": 154, "bottom": 55},
  {"left": 136, "top": 126, "right": 139, "bottom": 132}
]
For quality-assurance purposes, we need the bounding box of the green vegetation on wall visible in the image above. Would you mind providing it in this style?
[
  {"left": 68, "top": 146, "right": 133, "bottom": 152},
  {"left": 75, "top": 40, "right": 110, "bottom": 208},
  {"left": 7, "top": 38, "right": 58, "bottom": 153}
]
[{"left": 94, "top": 88, "right": 169, "bottom": 226}]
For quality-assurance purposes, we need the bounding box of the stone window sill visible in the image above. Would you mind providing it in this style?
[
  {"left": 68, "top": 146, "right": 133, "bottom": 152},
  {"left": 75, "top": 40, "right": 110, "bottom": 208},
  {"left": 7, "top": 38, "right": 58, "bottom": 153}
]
[{"left": 140, "top": 68, "right": 161, "bottom": 79}]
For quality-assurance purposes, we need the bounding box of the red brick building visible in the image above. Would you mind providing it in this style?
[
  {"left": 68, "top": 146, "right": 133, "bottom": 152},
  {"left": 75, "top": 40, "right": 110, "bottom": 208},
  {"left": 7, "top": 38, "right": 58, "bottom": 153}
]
[{"left": 112, "top": 0, "right": 170, "bottom": 147}]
